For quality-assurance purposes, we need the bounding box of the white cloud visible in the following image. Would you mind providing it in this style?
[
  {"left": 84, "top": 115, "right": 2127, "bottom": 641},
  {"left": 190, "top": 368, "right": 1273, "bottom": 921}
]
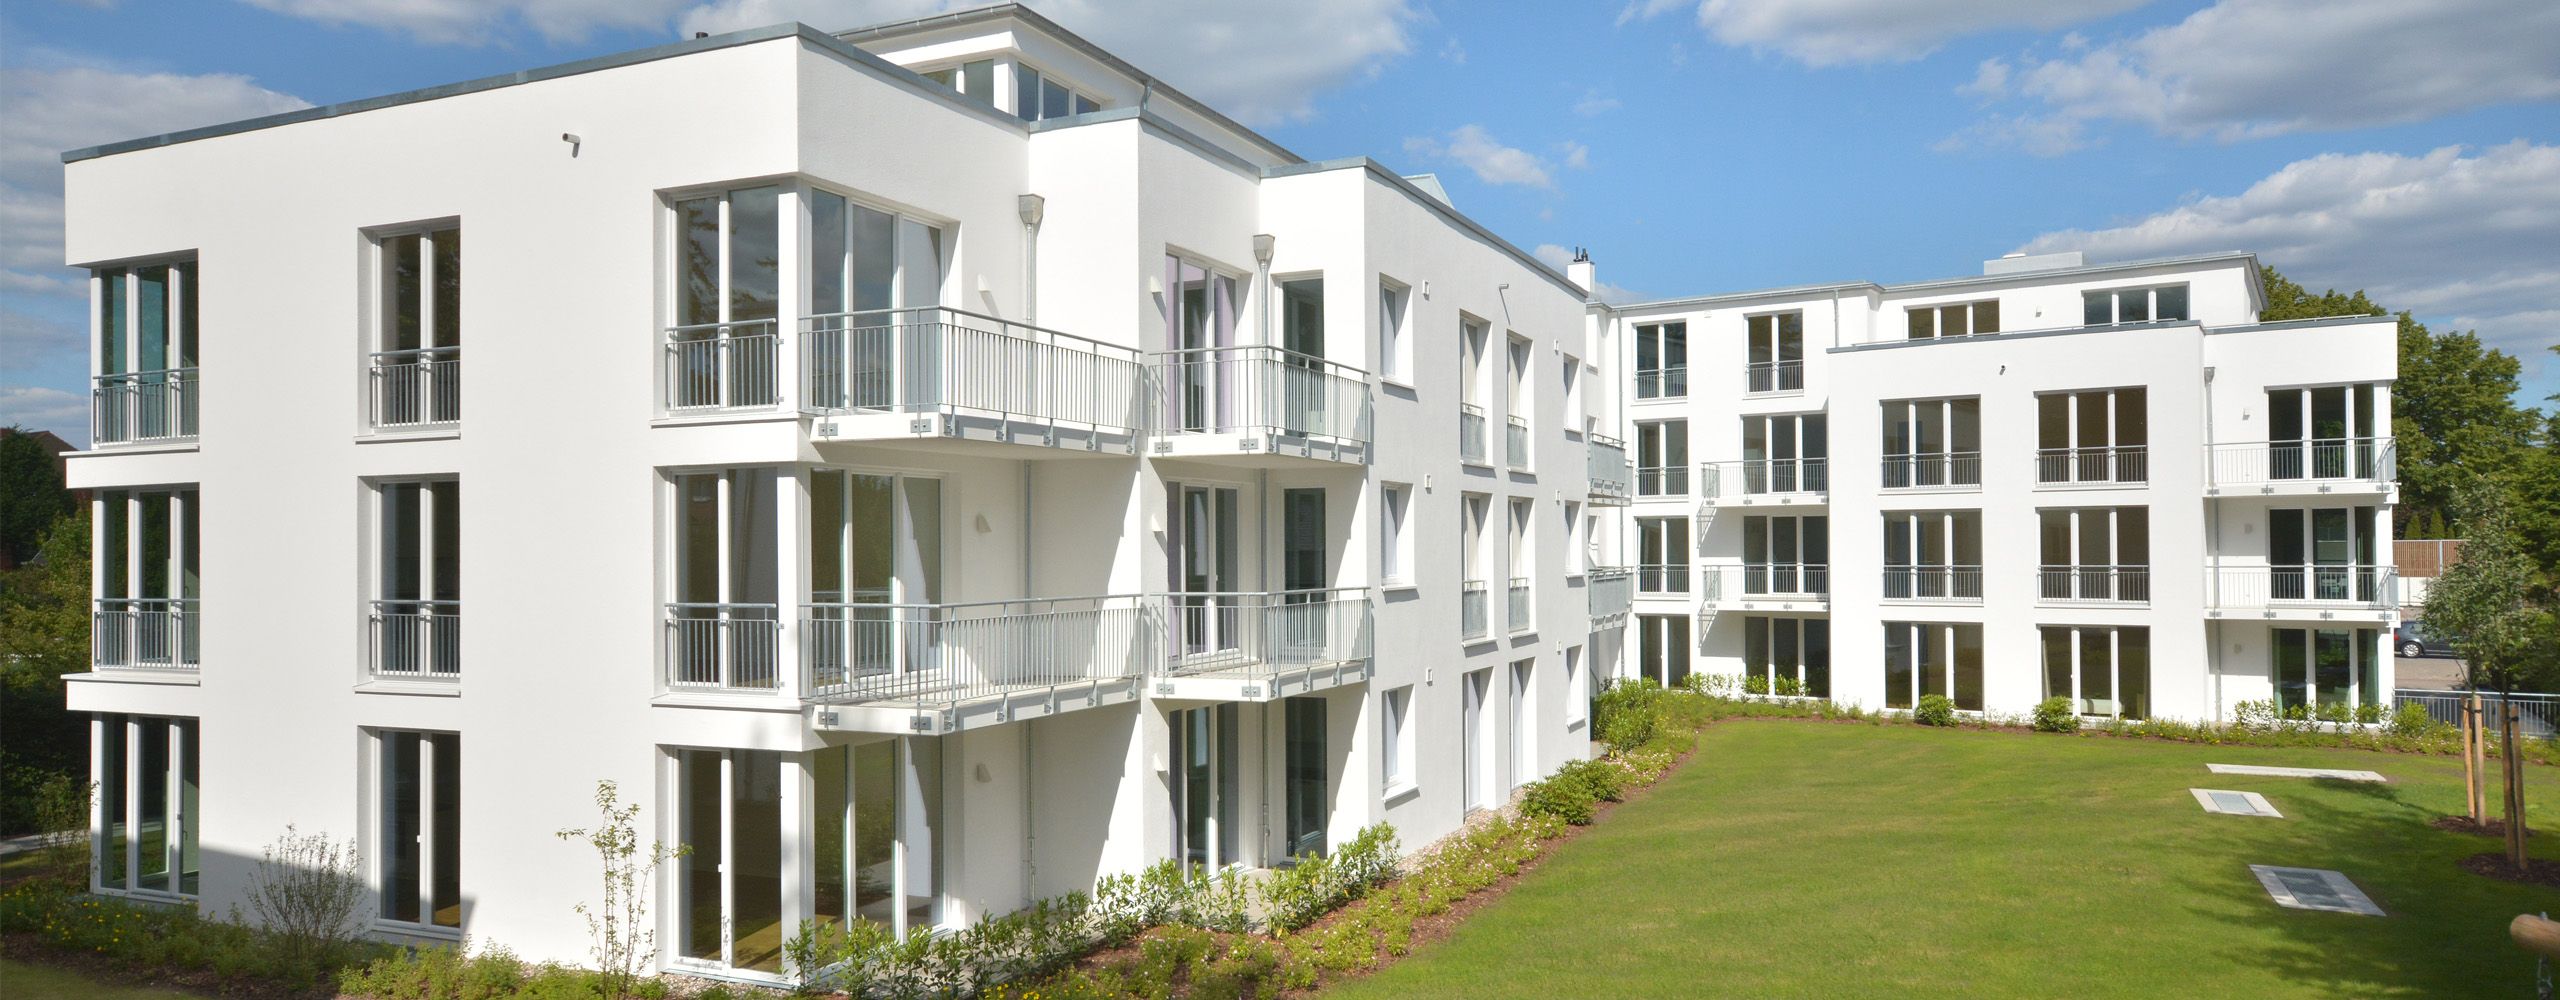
[
  {"left": 0, "top": 386, "right": 90, "bottom": 440},
  {"left": 1560, "top": 141, "right": 1591, "bottom": 170},
  {"left": 1533, "top": 243, "right": 1643, "bottom": 305},
  {"left": 239, "top": 0, "right": 691, "bottom": 44},
  {"left": 2018, "top": 141, "right": 2560, "bottom": 387},
  {"left": 1404, "top": 125, "right": 1553, "bottom": 189},
  {"left": 1438, "top": 38, "right": 1467, "bottom": 65},
  {"left": 1620, "top": 0, "right": 2147, "bottom": 67},
  {"left": 1572, "top": 88, "right": 1621, "bottom": 117},
  {"left": 1961, "top": 0, "right": 2560, "bottom": 149}
]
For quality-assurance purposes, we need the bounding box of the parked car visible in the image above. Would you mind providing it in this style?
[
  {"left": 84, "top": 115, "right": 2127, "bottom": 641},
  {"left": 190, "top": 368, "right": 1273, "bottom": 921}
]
[{"left": 2394, "top": 620, "right": 2457, "bottom": 658}]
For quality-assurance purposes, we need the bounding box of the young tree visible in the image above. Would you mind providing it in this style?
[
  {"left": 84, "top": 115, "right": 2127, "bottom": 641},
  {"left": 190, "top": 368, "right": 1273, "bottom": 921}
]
[
  {"left": 558, "top": 780, "right": 687, "bottom": 1000},
  {"left": 2421, "top": 480, "right": 2549, "bottom": 868}
]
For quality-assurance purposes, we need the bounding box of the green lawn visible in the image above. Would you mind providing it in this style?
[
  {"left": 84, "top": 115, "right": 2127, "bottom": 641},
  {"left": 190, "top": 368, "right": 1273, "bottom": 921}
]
[
  {"left": 1329, "top": 722, "right": 2560, "bottom": 999},
  {"left": 0, "top": 959, "right": 202, "bottom": 1000}
]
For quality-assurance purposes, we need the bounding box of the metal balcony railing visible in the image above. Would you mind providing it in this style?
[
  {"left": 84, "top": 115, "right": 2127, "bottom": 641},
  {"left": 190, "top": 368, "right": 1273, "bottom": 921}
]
[
  {"left": 1588, "top": 567, "right": 1633, "bottom": 622},
  {"left": 2208, "top": 565, "right": 2394, "bottom": 609},
  {"left": 1459, "top": 403, "right": 1489, "bottom": 464},
  {"left": 1506, "top": 416, "right": 1530, "bottom": 469},
  {"left": 369, "top": 348, "right": 460, "bottom": 430},
  {"left": 1508, "top": 578, "right": 1531, "bottom": 632},
  {"left": 369, "top": 600, "right": 460, "bottom": 678},
  {"left": 2207, "top": 438, "right": 2395, "bottom": 488},
  {"left": 1881, "top": 452, "right": 1982, "bottom": 489},
  {"left": 1588, "top": 434, "right": 1631, "bottom": 501},
  {"left": 1160, "top": 589, "right": 1372, "bottom": 679},
  {"left": 1635, "top": 365, "right": 1687, "bottom": 400},
  {"left": 1698, "top": 458, "right": 1828, "bottom": 503},
  {"left": 1460, "top": 580, "right": 1490, "bottom": 640},
  {"left": 803, "top": 307, "right": 1144, "bottom": 433},
  {"left": 93, "top": 370, "right": 197, "bottom": 445},
  {"left": 803, "top": 595, "right": 1153, "bottom": 705},
  {"left": 92, "top": 598, "right": 198, "bottom": 671},
  {"left": 2036, "top": 446, "right": 2146, "bottom": 486},
  {"left": 1636, "top": 464, "right": 1690, "bottom": 497},
  {"left": 2037, "top": 566, "right": 2151, "bottom": 603},
  {"left": 1746, "top": 360, "right": 1803, "bottom": 394},
  {"left": 1637, "top": 562, "right": 1690, "bottom": 595},
  {"left": 1152, "top": 346, "right": 1372, "bottom": 445},
  {"left": 664, "top": 320, "right": 782, "bottom": 413},
  {"left": 664, "top": 602, "right": 781, "bottom": 690},
  {"left": 1881, "top": 566, "right": 1984, "bottom": 602},
  {"left": 1699, "top": 564, "right": 1829, "bottom": 601}
]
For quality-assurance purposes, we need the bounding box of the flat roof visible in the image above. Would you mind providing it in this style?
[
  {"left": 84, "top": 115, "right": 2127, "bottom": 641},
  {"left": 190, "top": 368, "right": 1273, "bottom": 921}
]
[{"left": 1611, "top": 251, "right": 2265, "bottom": 314}]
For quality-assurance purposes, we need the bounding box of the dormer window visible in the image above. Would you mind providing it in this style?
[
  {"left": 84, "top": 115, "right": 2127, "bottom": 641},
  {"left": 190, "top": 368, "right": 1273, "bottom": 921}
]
[
  {"left": 1014, "top": 63, "right": 1101, "bottom": 121},
  {"left": 920, "top": 59, "right": 996, "bottom": 104}
]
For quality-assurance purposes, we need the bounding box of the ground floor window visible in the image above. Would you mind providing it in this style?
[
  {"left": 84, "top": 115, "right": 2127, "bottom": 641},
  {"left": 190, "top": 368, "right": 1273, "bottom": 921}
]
[
  {"left": 372, "top": 730, "right": 460, "bottom": 929},
  {"left": 1883, "top": 622, "right": 1982, "bottom": 711},
  {"left": 95, "top": 714, "right": 198, "bottom": 897},
  {"left": 1742, "top": 616, "right": 1830, "bottom": 697},
  {"left": 2040, "top": 627, "right": 2151, "bottom": 719},
  {"left": 1284, "top": 697, "right": 1329, "bottom": 860},
  {"left": 1172, "top": 705, "right": 1241, "bottom": 869},
  {"left": 1635, "top": 614, "right": 1690, "bottom": 688},
  {"left": 2273, "top": 627, "right": 2382, "bottom": 714}
]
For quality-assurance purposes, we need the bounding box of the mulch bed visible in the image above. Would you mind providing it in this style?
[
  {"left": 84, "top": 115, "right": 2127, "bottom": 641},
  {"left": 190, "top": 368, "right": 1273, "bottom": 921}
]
[
  {"left": 2459, "top": 852, "right": 2560, "bottom": 889},
  {"left": 2431, "top": 815, "right": 2536, "bottom": 838}
]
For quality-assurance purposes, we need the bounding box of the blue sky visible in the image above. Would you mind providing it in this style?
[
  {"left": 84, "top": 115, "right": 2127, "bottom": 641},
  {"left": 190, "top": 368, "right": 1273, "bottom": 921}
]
[{"left": 4, "top": 0, "right": 2555, "bottom": 443}]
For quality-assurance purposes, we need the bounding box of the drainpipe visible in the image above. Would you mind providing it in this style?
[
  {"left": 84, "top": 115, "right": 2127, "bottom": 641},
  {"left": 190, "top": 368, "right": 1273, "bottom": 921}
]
[{"left": 1023, "top": 718, "right": 1038, "bottom": 893}]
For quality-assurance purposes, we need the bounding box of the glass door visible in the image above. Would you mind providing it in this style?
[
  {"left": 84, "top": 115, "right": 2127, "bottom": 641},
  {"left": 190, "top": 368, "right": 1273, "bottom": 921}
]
[
  {"left": 1173, "top": 484, "right": 1241, "bottom": 658},
  {"left": 1281, "top": 488, "right": 1326, "bottom": 660},
  {"left": 1284, "top": 697, "right": 1327, "bottom": 859}
]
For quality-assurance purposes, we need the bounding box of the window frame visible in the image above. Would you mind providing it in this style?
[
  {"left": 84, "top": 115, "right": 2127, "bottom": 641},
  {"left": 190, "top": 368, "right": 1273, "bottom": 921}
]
[
  {"left": 1379, "top": 482, "right": 1414, "bottom": 588},
  {"left": 2081, "top": 283, "right": 2190, "bottom": 326},
  {"left": 1634, "top": 321, "right": 1687, "bottom": 400},
  {"left": 1377, "top": 277, "right": 1412, "bottom": 383},
  {"left": 1903, "top": 299, "right": 1999, "bottom": 339},
  {"left": 365, "top": 728, "right": 463, "bottom": 936},
  {"left": 1380, "top": 685, "right": 1416, "bottom": 795},
  {"left": 91, "top": 713, "right": 200, "bottom": 900}
]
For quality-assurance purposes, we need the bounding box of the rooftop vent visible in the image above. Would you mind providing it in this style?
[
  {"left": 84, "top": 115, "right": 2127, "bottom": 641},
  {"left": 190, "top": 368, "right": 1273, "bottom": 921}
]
[{"left": 1983, "top": 250, "right": 2084, "bottom": 276}]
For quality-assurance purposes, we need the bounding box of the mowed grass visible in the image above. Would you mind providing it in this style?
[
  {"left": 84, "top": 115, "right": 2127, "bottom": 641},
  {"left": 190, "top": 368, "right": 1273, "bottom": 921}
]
[
  {"left": 1328, "top": 722, "right": 2560, "bottom": 1000},
  {"left": 0, "top": 959, "right": 203, "bottom": 1000}
]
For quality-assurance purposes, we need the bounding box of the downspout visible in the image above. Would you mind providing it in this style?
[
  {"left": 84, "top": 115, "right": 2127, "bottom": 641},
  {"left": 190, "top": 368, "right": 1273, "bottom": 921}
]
[{"left": 2204, "top": 356, "right": 2221, "bottom": 722}]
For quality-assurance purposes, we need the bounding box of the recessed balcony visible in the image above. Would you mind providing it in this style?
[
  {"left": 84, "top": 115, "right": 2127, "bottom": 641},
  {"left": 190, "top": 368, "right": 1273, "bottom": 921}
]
[
  {"left": 2037, "top": 566, "right": 2150, "bottom": 605},
  {"left": 803, "top": 307, "right": 1145, "bottom": 455},
  {"left": 2035, "top": 446, "right": 2146, "bottom": 488},
  {"left": 1149, "top": 347, "right": 1371, "bottom": 466},
  {"left": 1154, "top": 589, "right": 1372, "bottom": 701},
  {"left": 1881, "top": 453, "right": 1982, "bottom": 491},
  {"left": 93, "top": 370, "right": 197, "bottom": 446},
  {"left": 1697, "top": 458, "right": 1827, "bottom": 508},
  {"left": 2205, "top": 438, "right": 2396, "bottom": 498},
  {"left": 1881, "top": 566, "right": 1984, "bottom": 604},
  {"left": 92, "top": 599, "right": 198, "bottom": 673},
  {"left": 1700, "top": 564, "right": 1829, "bottom": 612},
  {"left": 2205, "top": 565, "right": 2395, "bottom": 623}
]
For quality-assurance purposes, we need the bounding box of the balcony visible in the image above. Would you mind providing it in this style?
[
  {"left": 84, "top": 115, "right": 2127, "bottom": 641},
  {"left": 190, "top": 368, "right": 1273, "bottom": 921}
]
[
  {"left": 664, "top": 602, "right": 781, "bottom": 690},
  {"left": 368, "top": 348, "right": 460, "bottom": 431},
  {"left": 1697, "top": 458, "right": 1827, "bottom": 508},
  {"left": 804, "top": 596, "right": 1152, "bottom": 732},
  {"left": 1881, "top": 566, "right": 1984, "bottom": 604},
  {"left": 2206, "top": 565, "right": 2395, "bottom": 623},
  {"left": 2037, "top": 566, "right": 2151, "bottom": 605},
  {"left": 92, "top": 599, "right": 198, "bottom": 672},
  {"left": 1635, "top": 366, "right": 1687, "bottom": 401},
  {"left": 805, "top": 307, "right": 1144, "bottom": 455},
  {"left": 1587, "top": 567, "right": 1633, "bottom": 625},
  {"left": 1699, "top": 564, "right": 1829, "bottom": 611},
  {"left": 1881, "top": 453, "right": 1982, "bottom": 491},
  {"left": 2035, "top": 446, "right": 2146, "bottom": 487},
  {"left": 1461, "top": 580, "right": 1491, "bottom": 641},
  {"left": 1151, "top": 346, "right": 1371, "bottom": 465},
  {"left": 1636, "top": 463, "right": 1690, "bottom": 499},
  {"left": 1460, "top": 404, "right": 1489, "bottom": 465},
  {"left": 662, "top": 319, "right": 782, "bottom": 414},
  {"left": 368, "top": 600, "right": 460, "bottom": 680},
  {"left": 1508, "top": 577, "right": 1532, "bottom": 633},
  {"left": 1155, "top": 589, "right": 1372, "bottom": 701},
  {"left": 2205, "top": 438, "right": 2396, "bottom": 497},
  {"left": 1636, "top": 563, "right": 1690, "bottom": 597},
  {"left": 1745, "top": 360, "right": 1803, "bottom": 395},
  {"left": 1587, "top": 434, "right": 1631, "bottom": 505},
  {"left": 92, "top": 370, "right": 197, "bottom": 446}
]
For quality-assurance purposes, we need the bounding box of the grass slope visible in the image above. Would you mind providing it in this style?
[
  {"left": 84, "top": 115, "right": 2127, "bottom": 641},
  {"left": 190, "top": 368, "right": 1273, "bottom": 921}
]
[
  {"left": 1327, "top": 722, "right": 2558, "bottom": 999},
  {"left": 0, "top": 958, "right": 203, "bottom": 1000}
]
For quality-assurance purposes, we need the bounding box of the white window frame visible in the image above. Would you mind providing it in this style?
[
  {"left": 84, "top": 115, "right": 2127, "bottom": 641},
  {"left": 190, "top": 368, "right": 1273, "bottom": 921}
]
[
  {"left": 1635, "top": 418, "right": 1689, "bottom": 497},
  {"left": 1380, "top": 685, "right": 1415, "bottom": 795},
  {"left": 1561, "top": 354, "right": 1583, "bottom": 433},
  {"left": 1564, "top": 645, "right": 1587, "bottom": 727},
  {"left": 1378, "top": 277, "right": 1412, "bottom": 383},
  {"left": 1904, "top": 299, "right": 1999, "bottom": 339},
  {"left": 1563, "top": 500, "right": 1586, "bottom": 577},
  {"left": 1634, "top": 321, "right": 1687, "bottom": 400},
  {"left": 2041, "top": 626, "right": 2151, "bottom": 719},
  {"left": 1380, "top": 482, "right": 1413, "bottom": 587},
  {"left": 363, "top": 221, "right": 462, "bottom": 432},
  {"left": 364, "top": 727, "right": 463, "bottom": 937},
  {"left": 91, "top": 713, "right": 198, "bottom": 901},
  {"left": 365, "top": 477, "right": 462, "bottom": 681},
  {"left": 2081, "top": 283, "right": 2189, "bottom": 326}
]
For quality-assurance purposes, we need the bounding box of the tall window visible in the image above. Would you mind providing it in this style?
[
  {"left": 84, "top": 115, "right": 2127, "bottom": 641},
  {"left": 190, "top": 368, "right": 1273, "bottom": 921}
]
[
  {"left": 1458, "top": 317, "right": 1489, "bottom": 463},
  {"left": 1745, "top": 312, "right": 1804, "bottom": 393},
  {"left": 1508, "top": 659, "right": 1535, "bottom": 789},
  {"left": 1635, "top": 321, "right": 1686, "bottom": 399},
  {"left": 1637, "top": 516, "right": 1689, "bottom": 594},
  {"left": 92, "top": 258, "right": 199, "bottom": 444},
  {"left": 1906, "top": 299, "right": 1999, "bottom": 339},
  {"left": 1011, "top": 62, "right": 1102, "bottom": 120},
  {"left": 1635, "top": 419, "right": 1688, "bottom": 496},
  {"left": 1744, "top": 617, "right": 1830, "bottom": 698},
  {"left": 1562, "top": 355, "right": 1583, "bottom": 427},
  {"left": 1377, "top": 279, "right": 1411, "bottom": 382},
  {"left": 1379, "top": 483, "right": 1412, "bottom": 585},
  {"left": 2037, "top": 388, "right": 2146, "bottom": 484},
  {"left": 2265, "top": 384, "right": 2384, "bottom": 480},
  {"left": 667, "top": 468, "right": 783, "bottom": 689},
  {"left": 94, "top": 488, "right": 200, "bottom": 671},
  {"left": 1563, "top": 500, "right": 1585, "bottom": 575},
  {"left": 809, "top": 739, "right": 936, "bottom": 935},
  {"left": 2269, "top": 506, "right": 2381, "bottom": 603},
  {"left": 94, "top": 713, "right": 198, "bottom": 897},
  {"left": 1563, "top": 645, "right": 1586, "bottom": 726},
  {"left": 1461, "top": 495, "right": 1490, "bottom": 639},
  {"left": 1505, "top": 335, "right": 1533, "bottom": 468},
  {"left": 806, "top": 191, "right": 947, "bottom": 412},
  {"left": 1881, "top": 511, "right": 1981, "bottom": 601},
  {"left": 372, "top": 479, "right": 461, "bottom": 679},
  {"left": 1283, "top": 697, "right": 1329, "bottom": 858},
  {"left": 669, "top": 186, "right": 782, "bottom": 411},
  {"left": 1508, "top": 498, "right": 1533, "bottom": 632},
  {"left": 2041, "top": 627, "right": 2150, "bottom": 719},
  {"left": 2272, "top": 628, "right": 2383, "bottom": 714},
  {"left": 1380, "top": 686, "right": 1414, "bottom": 790},
  {"left": 1636, "top": 614, "right": 1691, "bottom": 688},
  {"left": 1740, "top": 413, "right": 1826, "bottom": 494},
  {"left": 2038, "top": 508, "right": 2148, "bottom": 603},
  {"left": 373, "top": 730, "right": 460, "bottom": 929},
  {"left": 2082, "top": 284, "right": 2188, "bottom": 325},
  {"left": 805, "top": 470, "right": 945, "bottom": 691},
  {"left": 1883, "top": 622, "right": 1982, "bottom": 711},
  {"left": 1880, "top": 398, "right": 1981, "bottom": 488},
  {"left": 1172, "top": 705, "right": 1240, "bottom": 869},
  {"left": 1742, "top": 514, "right": 1827, "bottom": 596},
  {"left": 370, "top": 225, "right": 461, "bottom": 429},
  {"left": 1161, "top": 254, "right": 1244, "bottom": 433}
]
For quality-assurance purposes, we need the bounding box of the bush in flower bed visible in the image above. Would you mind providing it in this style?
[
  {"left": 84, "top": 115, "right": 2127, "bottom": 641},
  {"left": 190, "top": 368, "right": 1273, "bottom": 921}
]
[
  {"left": 1258, "top": 825, "right": 1401, "bottom": 933},
  {"left": 1912, "top": 694, "right": 1958, "bottom": 727},
  {"left": 2032, "top": 697, "right": 2081, "bottom": 734},
  {"left": 0, "top": 879, "right": 386, "bottom": 992}
]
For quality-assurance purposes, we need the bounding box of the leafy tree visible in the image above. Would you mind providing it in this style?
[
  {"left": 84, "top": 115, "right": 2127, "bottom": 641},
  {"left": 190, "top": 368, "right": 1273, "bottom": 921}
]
[
  {"left": 2420, "top": 480, "right": 2552, "bottom": 866},
  {"left": 0, "top": 512, "right": 90, "bottom": 833},
  {"left": 0, "top": 427, "right": 74, "bottom": 566}
]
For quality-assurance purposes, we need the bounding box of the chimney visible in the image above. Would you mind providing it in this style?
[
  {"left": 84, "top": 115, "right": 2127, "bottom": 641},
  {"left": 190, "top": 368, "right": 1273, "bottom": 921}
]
[{"left": 1565, "top": 246, "right": 1596, "bottom": 299}]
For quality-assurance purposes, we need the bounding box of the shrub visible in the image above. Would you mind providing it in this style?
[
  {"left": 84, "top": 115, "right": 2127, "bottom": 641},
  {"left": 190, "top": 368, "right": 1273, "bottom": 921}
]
[
  {"left": 2031, "top": 697, "right": 2081, "bottom": 733},
  {"left": 1554, "top": 757, "right": 1626, "bottom": 802},
  {"left": 2314, "top": 700, "right": 2351, "bottom": 725},
  {"left": 242, "top": 825, "right": 366, "bottom": 965},
  {"left": 1594, "top": 677, "right": 1664, "bottom": 751},
  {"left": 1740, "top": 673, "right": 1770, "bottom": 695},
  {"left": 2354, "top": 702, "right": 2384, "bottom": 725},
  {"left": 28, "top": 772, "right": 92, "bottom": 889},
  {"left": 2231, "top": 699, "right": 2275, "bottom": 732},
  {"left": 1259, "top": 824, "right": 1399, "bottom": 933},
  {"left": 1773, "top": 675, "right": 1804, "bottom": 698},
  {"left": 1912, "top": 694, "right": 1957, "bottom": 727},
  {"left": 2389, "top": 701, "right": 2442, "bottom": 738},
  {"left": 1519, "top": 773, "right": 1597, "bottom": 825}
]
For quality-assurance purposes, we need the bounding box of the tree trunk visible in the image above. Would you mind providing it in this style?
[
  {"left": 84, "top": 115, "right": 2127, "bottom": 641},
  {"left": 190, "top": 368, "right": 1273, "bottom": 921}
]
[
  {"left": 2505, "top": 704, "right": 2527, "bottom": 870},
  {"left": 2463, "top": 693, "right": 2485, "bottom": 824}
]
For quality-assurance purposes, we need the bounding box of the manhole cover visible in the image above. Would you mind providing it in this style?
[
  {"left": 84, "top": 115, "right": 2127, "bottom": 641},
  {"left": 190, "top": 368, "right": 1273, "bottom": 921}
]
[
  {"left": 2249, "top": 865, "right": 2382, "bottom": 916},
  {"left": 2191, "top": 788, "right": 2282, "bottom": 817}
]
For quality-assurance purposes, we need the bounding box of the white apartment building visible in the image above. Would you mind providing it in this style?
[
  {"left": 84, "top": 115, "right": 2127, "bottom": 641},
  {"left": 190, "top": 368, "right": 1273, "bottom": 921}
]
[
  {"left": 1602, "top": 250, "right": 2399, "bottom": 723},
  {"left": 58, "top": 6, "right": 1631, "bottom": 981}
]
